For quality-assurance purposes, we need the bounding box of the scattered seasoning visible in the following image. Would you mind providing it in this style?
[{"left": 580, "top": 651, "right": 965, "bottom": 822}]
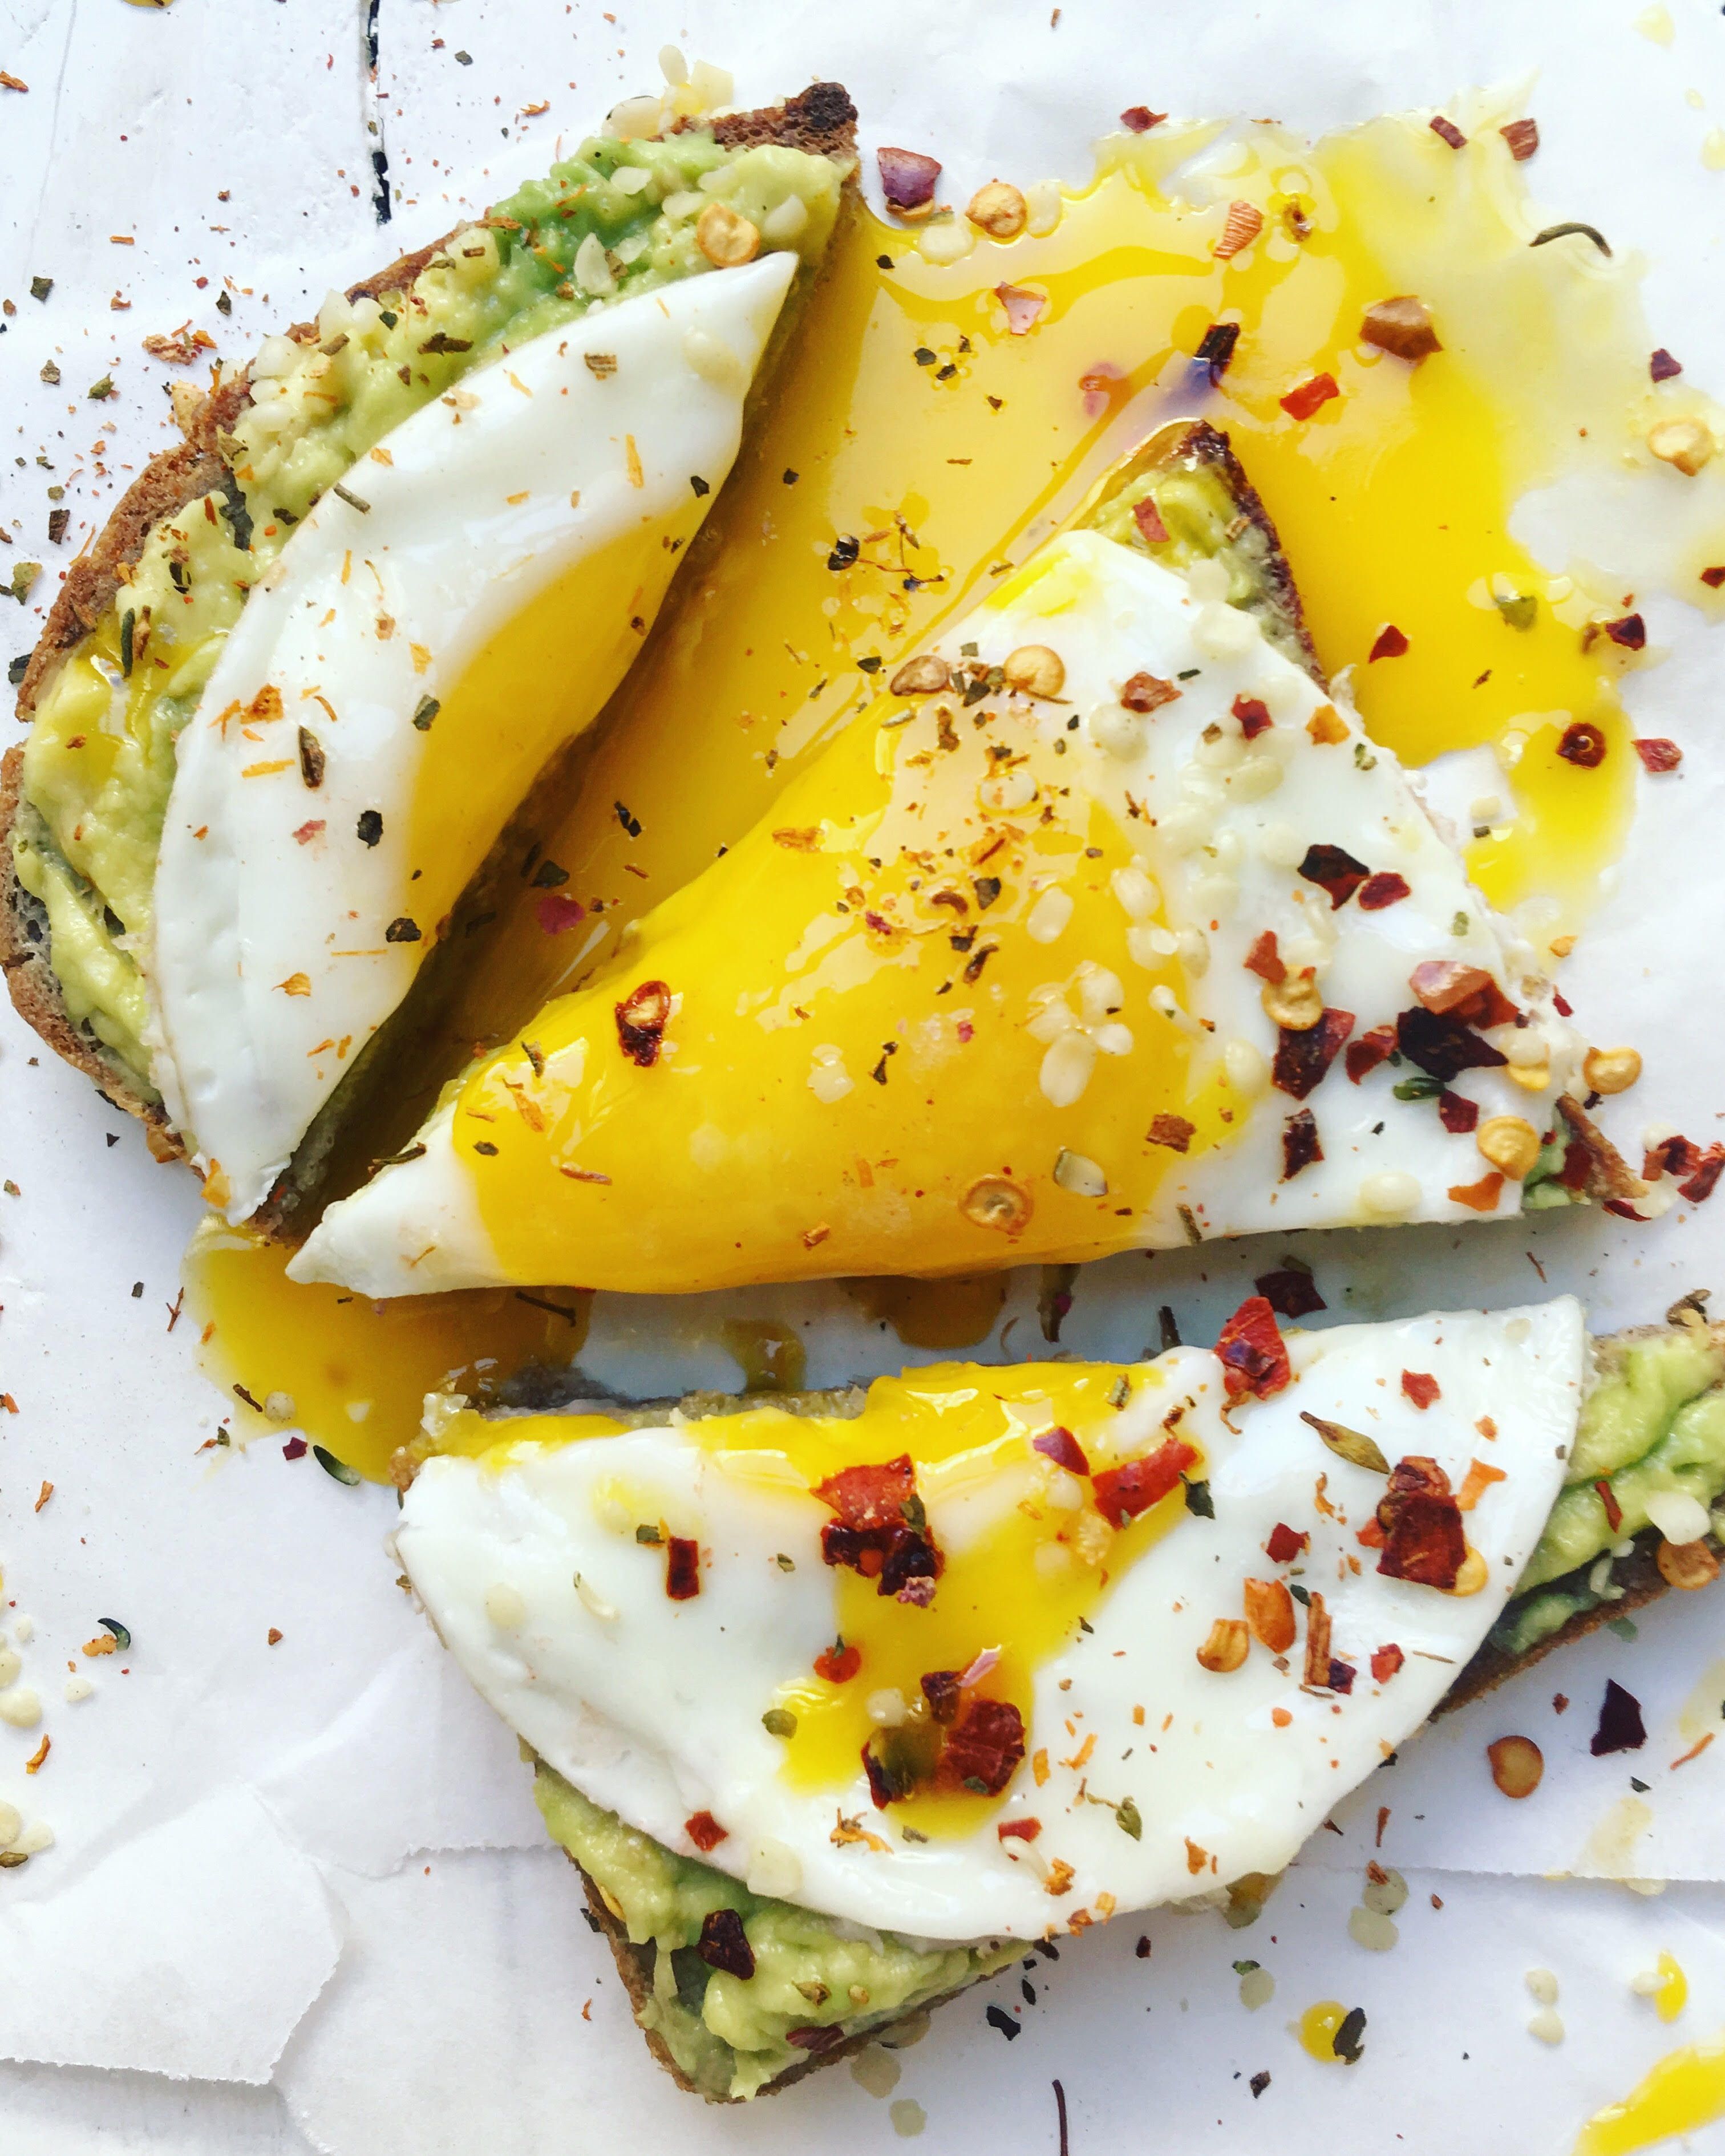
[
  {"left": 411, "top": 695, "right": 440, "bottom": 731},
  {"left": 1368, "top": 623, "right": 1410, "bottom": 661},
  {"left": 1214, "top": 1296, "right": 1292, "bottom": 1400},
  {"left": 615, "top": 979, "right": 671, "bottom": 1066},
  {"left": 355, "top": 809, "right": 383, "bottom": 847},
  {"left": 1701, "top": 566, "right": 1725, "bottom": 589},
  {"left": 330, "top": 482, "right": 371, "bottom": 514},
  {"left": 1556, "top": 720, "right": 1607, "bottom": 768},
  {"left": 1400, "top": 1370, "right": 1441, "bottom": 1409},
  {"left": 1301, "top": 1412, "right": 1391, "bottom": 1474},
  {"left": 995, "top": 283, "right": 1047, "bottom": 336},
  {"left": 1133, "top": 496, "right": 1170, "bottom": 545},
  {"left": 1256, "top": 1264, "right": 1325, "bottom": 1319},
  {"left": 1147, "top": 1113, "right": 1196, "bottom": 1153},
  {"left": 1120, "top": 106, "right": 1166, "bottom": 132},
  {"left": 1371, "top": 1646, "right": 1404, "bottom": 1683},
  {"left": 1501, "top": 117, "right": 1540, "bottom": 160},
  {"left": 1298, "top": 843, "right": 1371, "bottom": 908},
  {"left": 1333, "top": 2005, "right": 1368, "bottom": 2062},
  {"left": 1359, "top": 295, "right": 1442, "bottom": 362},
  {"left": 384, "top": 916, "right": 421, "bottom": 943},
  {"left": 814, "top": 1638, "right": 862, "bottom": 1684},
  {"left": 282, "top": 1436, "right": 308, "bottom": 1461},
  {"left": 1196, "top": 321, "right": 1241, "bottom": 379},
  {"left": 1092, "top": 1438, "right": 1197, "bottom": 1528},
  {"left": 666, "top": 1536, "right": 701, "bottom": 1601},
  {"left": 1650, "top": 348, "right": 1683, "bottom": 382},
  {"left": 1530, "top": 221, "right": 1611, "bottom": 257},
  {"left": 268, "top": 1628, "right": 284, "bottom": 1646},
  {"left": 1632, "top": 737, "right": 1682, "bottom": 772},
  {"left": 1280, "top": 371, "right": 1339, "bottom": 421},
  {"left": 1590, "top": 1679, "right": 1646, "bottom": 1757},
  {"left": 1376, "top": 1458, "right": 1466, "bottom": 1588},
  {"left": 88, "top": 375, "right": 115, "bottom": 400},
  {"left": 1214, "top": 200, "right": 1264, "bottom": 259},
  {"left": 297, "top": 727, "right": 326, "bottom": 789},
  {"left": 1603, "top": 613, "right": 1646, "bottom": 651},
  {"left": 1596, "top": 1478, "right": 1623, "bottom": 1534},
  {"left": 1121, "top": 670, "right": 1180, "bottom": 712},
  {"left": 1487, "top": 1734, "right": 1544, "bottom": 1798},
  {"left": 1358, "top": 872, "right": 1411, "bottom": 910},
  {"left": 25, "top": 1736, "right": 48, "bottom": 1774},
  {"left": 685, "top": 1810, "right": 727, "bottom": 1851},
  {"left": 614, "top": 800, "right": 642, "bottom": 837},
  {"left": 1273, "top": 1008, "right": 1356, "bottom": 1100},
  {"left": 1267, "top": 1523, "right": 1309, "bottom": 1563},
  {"left": 1281, "top": 1107, "right": 1323, "bottom": 1180},
  {"left": 33, "top": 1480, "right": 52, "bottom": 1513},
  {"left": 877, "top": 146, "right": 941, "bottom": 214},
  {"left": 1250, "top": 2072, "right": 1272, "bottom": 2098},
  {"left": 986, "top": 2005, "right": 1022, "bottom": 2041},
  {"left": 1438, "top": 1091, "right": 1479, "bottom": 1134},
  {"left": 697, "top": 1908, "right": 756, "bottom": 1980},
  {"left": 1034, "top": 1426, "right": 1091, "bottom": 1475}
]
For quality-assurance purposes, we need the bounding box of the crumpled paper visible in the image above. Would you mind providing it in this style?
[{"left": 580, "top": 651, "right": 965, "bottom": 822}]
[{"left": 4, "top": 0, "right": 1725, "bottom": 2149}]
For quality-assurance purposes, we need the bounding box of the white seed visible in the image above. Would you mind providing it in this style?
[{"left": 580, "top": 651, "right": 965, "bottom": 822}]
[
  {"left": 14, "top": 1821, "right": 52, "bottom": 1856},
  {"left": 890, "top": 2097, "right": 928, "bottom": 2138},
  {"left": 1078, "top": 964, "right": 1125, "bottom": 1021},
  {"left": 484, "top": 1583, "right": 527, "bottom": 1631},
  {"left": 682, "top": 327, "right": 745, "bottom": 392},
  {"left": 264, "top": 1391, "right": 296, "bottom": 1423},
  {"left": 1027, "top": 995, "right": 1078, "bottom": 1044},
  {"left": 689, "top": 59, "right": 734, "bottom": 106},
  {"left": 63, "top": 1676, "right": 93, "bottom": 1704},
  {"left": 1054, "top": 1148, "right": 1109, "bottom": 1197},
  {"left": 573, "top": 1574, "right": 619, "bottom": 1623},
  {"left": 1035, "top": 1539, "right": 1075, "bottom": 1578},
  {"left": 809, "top": 1047, "right": 853, "bottom": 1104},
  {"left": 747, "top": 1838, "right": 803, "bottom": 1899},
  {"left": 1196, "top": 727, "right": 1245, "bottom": 770},
  {"left": 866, "top": 1688, "right": 909, "bottom": 1727},
  {"left": 0, "top": 1688, "right": 42, "bottom": 1729},
  {"left": 0, "top": 1801, "right": 19, "bottom": 1849},
  {"left": 1188, "top": 873, "right": 1239, "bottom": 919},
  {"left": 1111, "top": 865, "right": 1160, "bottom": 920},
  {"left": 1091, "top": 706, "right": 1145, "bottom": 759},
  {"left": 980, "top": 766, "right": 1038, "bottom": 812},
  {"left": 1238, "top": 1964, "right": 1277, "bottom": 2009},
  {"left": 608, "top": 94, "right": 663, "bottom": 141},
  {"left": 1647, "top": 415, "right": 1714, "bottom": 475},
  {"left": 1647, "top": 1489, "right": 1712, "bottom": 1546},
  {"left": 1231, "top": 754, "right": 1283, "bottom": 800},
  {"left": 1150, "top": 984, "right": 1200, "bottom": 1032},
  {"left": 918, "top": 218, "right": 975, "bottom": 266},
  {"left": 852, "top": 2045, "right": 904, "bottom": 2097},
  {"left": 1630, "top": 1969, "right": 1665, "bottom": 1997},
  {"left": 1192, "top": 602, "right": 1258, "bottom": 660},
  {"left": 1257, "top": 820, "right": 1306, "bottom": 869},
  {"left": 1223, "top": 1040, "right": 1269, "bottom": 1096},
  {"left": 1128, "top": 925, "right": 1180, "bottom": 968},
  {"left": 1528, "top": 2009, "right": 1565, "bottom": 2045},
  {"left": 1040, "top": 1030, "right": 1098, "bottom": 1107},
  {"left": 610, "top": 166, "right": 654, "bottom": 198},
  {"left": 1502, "top": 1029, "right": 1549, "bottom": 1068},
  {"left": 1362, "top": 1866, "right": 1408, "bottom": 1916},
  {"left": 14, "top": 1617, "right": 34, "bottom": 1644},
  {"left": 1360, "top": 1171, "right": 1421, "bottom": 1218},
  {"left": 658, "top": 42, "right": 689, "bottom": 84},
  {"left": 1470, "top": 793, "right": 1505, "bottom": 824},
  {"left": 1025, "top": 180, "right": 1063, "bottom": 236},
  {"left": 1348, "top": 1905, "right": 1399, "bottom": 1952},
  {"left": 573, "top": 230, "right": 617, "bottom": 297},
  {"left": 0, "top": 1649, "right": 21, "bottom": 1690},
  {"left": 1185, "top": 556, "right": 1230, "bottom": 602},
  {"left": 1093, "top": 1023, "right": 1135, "bottom": 1057},
  {"left": 1176, "top": 930, "right": 1211, "bottom": 977},
  {"left": 1043, "top": 1468, "right": 1084, "bottom": 1511},
  {"left": 1027, "top": 888, "right": 1075, "bottom": 943},
  {"left": 1155, "top": 805, "right": 1209, "bottom": 854},
  {"left": 762, "top": 195, "right": 809, "bottom": 244}
]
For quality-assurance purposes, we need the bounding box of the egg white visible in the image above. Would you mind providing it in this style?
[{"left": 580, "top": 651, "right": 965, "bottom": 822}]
[
  {"left": 396, "top": 1299, "right": 1582, "bottom": 1941},
  {"left": 152, "top": 252, "right": 795, "bottom": 1221}
]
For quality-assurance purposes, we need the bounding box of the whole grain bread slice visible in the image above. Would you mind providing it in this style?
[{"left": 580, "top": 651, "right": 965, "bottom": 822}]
[{"left": 0, "top": 82, "right": 859, "bottom": 1169}]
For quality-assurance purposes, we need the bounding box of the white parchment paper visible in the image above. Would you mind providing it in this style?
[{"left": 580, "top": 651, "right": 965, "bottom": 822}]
[{"left": 5, "top": 1, "right": 1725, "bottom": 2150}]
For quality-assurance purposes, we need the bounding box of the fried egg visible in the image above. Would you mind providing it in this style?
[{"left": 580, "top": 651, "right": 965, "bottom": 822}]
[
  {"left": 151, "top": 252, "right": 796, "bottom": 1221},
  {"left": 397, "top": 1297, "right": 1582, "bottom": 1940}
]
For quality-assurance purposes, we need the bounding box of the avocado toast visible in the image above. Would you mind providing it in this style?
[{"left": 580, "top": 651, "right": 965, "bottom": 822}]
[{"left": 1, "top": 80, "right": 858, "bottom": 1199}]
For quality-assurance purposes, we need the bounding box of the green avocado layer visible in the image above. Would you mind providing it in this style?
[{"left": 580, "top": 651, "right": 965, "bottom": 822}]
[
  {"left": 534, "top": 1764, "right": 1015, "bottom": 2101},
  {"left": 13, "top": 128, "right": 845, "bottom": 1097},
  {"left": 1493, "top": 1327, "right": 1725, "bottom": 1660}
]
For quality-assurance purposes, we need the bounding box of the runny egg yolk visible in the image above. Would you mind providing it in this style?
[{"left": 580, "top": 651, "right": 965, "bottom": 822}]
[
  {"left": 436, "top": 1359, "right": 1198, "bottom": 1832},
  {"left": 1573, "top": 2031, "right": 1725, "bottom": 2155},
  {"left": 189, "top": 108, "right": 1725, "bottom": 1474}
]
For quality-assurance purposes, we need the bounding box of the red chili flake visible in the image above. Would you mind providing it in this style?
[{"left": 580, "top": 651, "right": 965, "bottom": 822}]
[
  {"left": 1395, "top": 1006, "right": 1509, "bottom": 1083},
  {"left": 1266, "top": 1522, "right": 1310, "bottom": 1563},
  {"left": 1214, "top": 1295, "right": 1292, "bottom": 1401},
  {"left": 1703, "top": 566, "right": 1725, "bottom": 589},
  {"left": 1147, "top": 1113, "right": 1196, "bottom": 1153},
  {"left": 1092, "top": 1437, "right": 1198, "bottom": 1527},
  {"left": 1596, "top": 1478, "right": 1623, "bottom": 1534},
  {"left": 1358, "top": 872, "right": 1411, "bottom": 911},
  {"left": 1281, "top": 371, "right": 1339, "bottom": 422},
  {"left": 785, "top": 2024, "right": 848, "bottom": 2054},
  {"left": 1501, "top": 117, "right": 1540, "bottom": 160},
  {"left": 1120, "top": 106, "right": 1167, "bottom": 133},
  {"left": 995, "top": 283, "right": 1048, "bottom": 337},
  {"left": 1556, "top": 720, "right": 1607, "bottom": 768},
  {"left": 1282, "top": 1108, "right": 1322, "bottom": 1180},
  {"left": 1079, "top": 363, "right": 1128, "bottom": 418},
  {"left": 1131, "top": 495, "right": 1171, "bottom": 545},
  {"left": 814, "top": 1455, "right": 944, "bottom": 1600},
  {"left": 1255, "top": 1265, "right": 1326, "bottom": 1319},
  {"left": 1244, "top": 929, "right": 1285, "bottom": 984},
  {"left": 921, "top": 1669, "right": 962, "bottom": 1724},
  {"left": 1232, "top": 693, "right": 1273, "bottom": 739},
  {"left": 1400, "top": 1370, "right": 1441, "bottom": 1409},
  {"left": 814, "top": 1638, "right": 862, "bottom": 1684},
  {"left": 1273, "top": 1007, "right": 1356, "bottom": 1100},
  {"left": 685, "top": 1811, "right": 727, "bottom": 1852},
  {"left": 1034, "top": 1426, "right": 1091, "bottom": 1476},
  {"left": 1632, "top": 737, "right": 1682, "bottom": 772},
  {"left": 1436, "top": 1091, "right": 1479, "bottom": 1134},
  {"left": 1328, "top": 1660, "right": 1357, "bottom": 1695},
  {"left": 1430, "top": 115, "right": 1468, "bottom": 148},
  {"left": 997, "top": 1816, "right": 1042, "bottom": 1842},
  {"left": 1371, "top": 1644, "right": 1405, "bottom": 1683},
  {"left": 1681, "top": 1146, "right": 1725, "bottom": 1204},
  {"left": 1650, "top": 348, "right": 1683, "bottom": 382},
  {"left": 666, "top": 1536, "right": 700, "bottom": 1600},
  {"left": 1368, "top": 623, "right": 1410, "bottom": 662},
  {"left": 1298, "top": 845, "right": 1370, "bottom": 909},
  {"left": 1356, "top": 1517, "right": 1386, "bottom": 1549},
  {"left": 938, "top": 1697, "right": 1027, "bottom": 1796},
  {"left": 1590, "top": 1677, "right": 1647, "bottom": 1757},
  {"left": 1408, "top": 960, "right": 1519, "bottom": 1027},
  {"left": 1345, "top": 1023, "right": 1397, "bottom": 1084},
  {"left": 1603, "top": 613, "right": 1646, "bottom": 651},
  {"left": 291, "top": 818, "right": 326, "bottom": 845},
  {"left": 1196, "top": 321, "right": 1241, "bottom": 380},
  {"left": 1121, "top": 666, "right": 1180, "bottom": 710},
  {"left": 1375, "top": 1457, "right": 1465, "bottom": 1590},
  {"left": 616, "top": 978, "right": 671, "bottom": 1064},
  {"left": 877, "top": 146, "right": 941, "bottom": 212},
  {"left": 282, "top": 1435, "right": 308, "bottom": 1461},
  {"left": 1552, "top": 990, "right": 1573, "bottom": 1016},
  {"left": 536, "top": 891, "right": 588, "bottom": 934},
  {"left": 697, "top": 1907, "right": 756, "bottom": 1980}
]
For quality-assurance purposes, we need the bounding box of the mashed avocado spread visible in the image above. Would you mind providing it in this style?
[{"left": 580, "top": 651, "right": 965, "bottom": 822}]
[
  {"left": 13, "top": 128, "right": 845, "bottom": 1096},
  {"left": 534, "top": 1764, "right": 1016, "bottom": 2100},
  {"left": 1493, "top": 1326, "right": 1725, "bottom": 1660}
]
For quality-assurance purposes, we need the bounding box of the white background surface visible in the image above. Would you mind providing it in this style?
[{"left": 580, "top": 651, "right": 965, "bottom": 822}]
[{"left": 5, "top": 1, "right": 1725, "bottom": 2150}]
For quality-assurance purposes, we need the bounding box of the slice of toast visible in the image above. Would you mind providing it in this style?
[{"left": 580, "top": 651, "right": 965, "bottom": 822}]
[{"left": 1, "top": 81, "right": 858, "bottom": 1170}]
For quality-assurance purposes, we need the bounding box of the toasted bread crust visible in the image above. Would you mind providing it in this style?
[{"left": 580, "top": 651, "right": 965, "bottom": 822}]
[
  {"left": 1, "top": 86, "right": 858, "bottom": 1160},
  {"left": 1180, "top": 420, "right": 1321, "bottom": 680}
]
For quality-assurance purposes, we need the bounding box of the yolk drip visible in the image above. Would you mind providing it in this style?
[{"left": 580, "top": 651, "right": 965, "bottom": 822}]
[
  {"left": 190, "top": 107, "right": 1723, "bottom": 1469},
  {"left": 444, "top": 1358, "right": 1193, "bottom": 1826},
  {"left": 1573, "top": 2031, "right": 1725, "bottom": 2155},
  {"left": 183, "top": 1223, "right": 592, "bottom": 1484},
  {"left": 1298, "top": 1999, "right": 1351, "bottom": 2061}
]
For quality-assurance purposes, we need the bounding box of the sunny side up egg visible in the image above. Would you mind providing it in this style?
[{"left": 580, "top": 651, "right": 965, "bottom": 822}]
[
  {"left": 397, "top": 1298, "right": 1582, "bottom": 1942},
  {"left": 151, "top": 252, "right": 796, "bottom": 1222}
]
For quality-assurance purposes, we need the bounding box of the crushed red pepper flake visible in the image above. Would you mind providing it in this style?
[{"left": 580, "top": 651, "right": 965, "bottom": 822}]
[
  {"left": 615, "top": 978, "right": 671, "bottom": 1065},
  {"left": 1702, "top": 566, "right": 1725, "bottom": 589},
  {"left": 1232, "top": 693, "right": 1273, "bottom": 739},
  {"left": 1557, "top": 720, "right": 1607, "bottom": 768},
  {"left": 1214, "top": 1295, "right": 1292, "bottom": 1401},
  {"left": 1501, "top": 117, "right": 1540, "bottom": 160},
  {"left": 1448, "top": 1170, "right": 1504, "bottom": 1213},
  {"left": 877, "top": 145, "right": 941, "bottom": 213},
  {"left": 1376, "top": 1457, "right": 1465, "bottom": 1589},
  {"left": 1345, "top": 1023, "right": 1397, "bottom": 1084},
  {"left": 34, "top": 1481, "right": 52, "bottom": 1513},
  {"left": 1266, "top": 1522, "right": 1309, "bottom": 1563},
  {"left": 997, "top": 1815, "right": 1042, "bottom": 1841},
  {"left": 1409, "top": 960, "right": 1519, "bottom": 1027},
  {"left": 697, "top": 1907, "right": 756, "bottom": 1981},
  {"left": 1596, "top": 1478, "right": 1623, "bottom": 1534},
  {"left": 1358, "top": 871, "right": 1411, "bottom": 910},
  {"left": 665, "top": 1535, "right": 701, "bottom": 1600},
  {"left": 1429, "top": 114, "right": 1467, "bottom": 148},
  {"left": 1120, "top": 666, "right": 1179, "bottom": 710},
  {"left": 1396, "top": 1006, "right": 1508, "bottom": 1083},
  {"left": 1147, "top": 1112, "right": 1196, "bottom": 1153},
  {"left": 1092, "top": 1437, "right": 1197, "bottom": 1527},
  {"left": 1400, "top": 1371, "right": 1441, "bottom": 1409},
  {"left": 1280, "top": 371, "right": 1339, "bottom": 421},
  {"left": 1244, "top": 929, "right": 1285, "bottom": 984},
  {"left": 1633, "top": 737, "right": 1682, "bottom": 772},
  {"left": 1120, "top": 106, "right": 1166, "bottom": 133},
  {"left": 1132, "top": 496, "right": 1171, "bottom": 545},
  {"left": 815, "top": 1455, "right": 944, "bottom": 1602},
  {"left": 1590, "top": 1678, "right": 1646, "bottom": 1757},
  {"left": 1370, "top": 1644, "right": 1404, "bottom": 1683},
  {"left": 685, "top": 1810, "right": 727, "bottom": 1851},
  {"left": 1302, "top": 1590, "right": 1333, "bottom": 1686},
  {"left": 1256, "top": 1265, "right": 1326, "bottom": 1319},
  {"left": 1298, "top": 844, "right": 1371, "bottom": 908},
  {"left": 1604, "top": 613, "right": 1646, "bottom": 651},
  {"left": 1650, "top": 347, "right": 1683, "bottom": 382},
  {"left": 24, "top": 1736, "right": 48, "bottom": 1774},
  {"left": 1368, "top": 623, "right": 1410, "bottom": 661},
  {"left": 1034, "top": 1426, "right": 1091, "bottom": 1476},
  {"left": 1438, "top": 1090, "right": 1479, "bottom": 1134},
  {"left": 814, "top": 1638, "right": 862, "bottom": 1684},
  {"left": 1281, "top": 1107, "right": 1323, "bottom": 1181},
  {"left": 1273, "top": 1007, "right": 1355, "bottom": 1100}
]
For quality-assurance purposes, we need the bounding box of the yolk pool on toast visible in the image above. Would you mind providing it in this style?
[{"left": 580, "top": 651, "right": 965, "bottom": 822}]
[{"left": 191, "top": 103, "right": 1725, "bottom": 1478}]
